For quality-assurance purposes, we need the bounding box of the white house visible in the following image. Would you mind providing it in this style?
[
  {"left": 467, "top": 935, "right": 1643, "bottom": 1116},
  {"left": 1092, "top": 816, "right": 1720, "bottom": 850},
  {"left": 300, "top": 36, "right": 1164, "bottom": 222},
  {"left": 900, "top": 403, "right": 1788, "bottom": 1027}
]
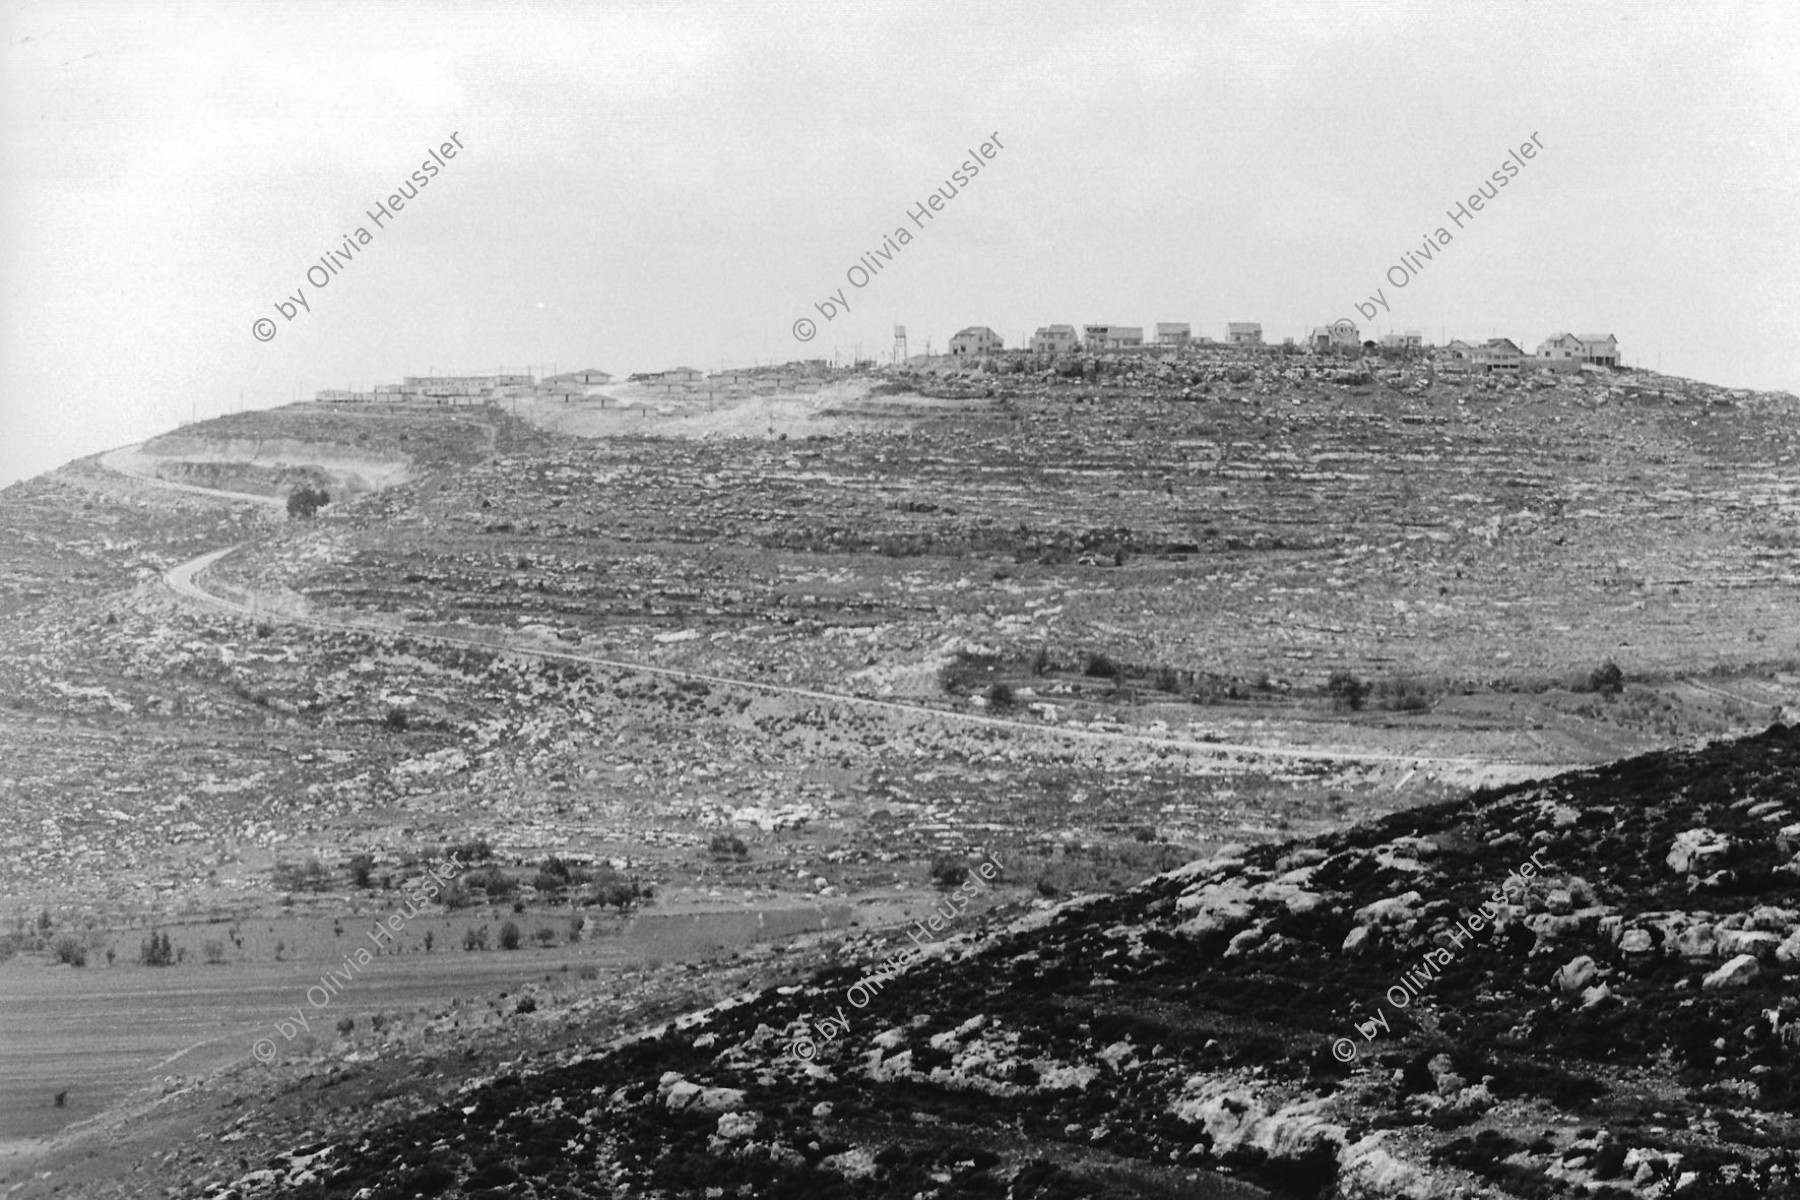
[
  {"left": 1473, "top": 337, "right": 1524, "bottom": 372},
  {"left": 1083, "top": 324, "right": 1144, "bottom": 350},
  {"left": 1578, "top": 333, "right": 1620, "bottom": 367},
  {"left": 1310, "top": 321, "right": 1360, "bottom": 350},
  {"left": 1227, "top": 322, "right": 1263, "bottom": 345},
  {"left": 949, "top": 326, "right": 1004, "bottom": 356},
  {"left": 1031, "top": 325, "right": 1079, "bottom": 355}
]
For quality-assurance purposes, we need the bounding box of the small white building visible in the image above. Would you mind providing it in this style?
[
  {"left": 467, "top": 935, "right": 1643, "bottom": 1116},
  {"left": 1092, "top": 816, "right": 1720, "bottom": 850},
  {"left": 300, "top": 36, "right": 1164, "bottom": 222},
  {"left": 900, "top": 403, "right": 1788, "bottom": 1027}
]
[
  {"left": 949, "top": 326, "right": 1004, "bottom": 356},
  {"left": 1154, "top": 322, "right": 1191, "bottom": 347},
  {"left": 1310, "top": 321, "right": 1360, "bottom": 350},
  {"left": 1227, "top": 322, "right": 1263, "bottom": 345},
  {"left": 1473, "top": 337, "right": 1524, "bottom": 372},
  {"left": 1031, "top": 324, "right": 1079, "bottom": 355},
  {"left": 1083, "top": 324, "right": 1144, "bottom": 350},
  {"left": 550, "top": 367, "right": 613, "bottom": 385},
  {"left": 1578, "top": 333, "right": 1620, "bottom": 367}
]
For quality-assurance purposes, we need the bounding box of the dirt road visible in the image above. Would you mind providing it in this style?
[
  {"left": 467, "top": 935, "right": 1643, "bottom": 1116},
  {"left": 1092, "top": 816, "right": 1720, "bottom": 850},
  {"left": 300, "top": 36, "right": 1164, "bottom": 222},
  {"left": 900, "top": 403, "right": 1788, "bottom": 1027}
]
[{"left": 162, "top": 542, "right": 1575, "bottom": 781}]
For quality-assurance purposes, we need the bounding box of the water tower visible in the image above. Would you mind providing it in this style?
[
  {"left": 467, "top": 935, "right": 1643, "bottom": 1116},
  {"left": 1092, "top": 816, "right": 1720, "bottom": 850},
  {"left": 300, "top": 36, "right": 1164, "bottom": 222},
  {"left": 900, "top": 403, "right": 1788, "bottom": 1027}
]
[{"left": 892, "top": 325, "right": 908, "bottom": 365}]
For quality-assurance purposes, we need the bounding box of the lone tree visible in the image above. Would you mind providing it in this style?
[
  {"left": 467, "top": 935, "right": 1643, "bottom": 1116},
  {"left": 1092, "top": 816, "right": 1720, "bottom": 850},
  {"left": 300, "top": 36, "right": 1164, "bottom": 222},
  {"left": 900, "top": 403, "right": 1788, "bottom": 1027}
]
[
  {"left": 286, "top": 486, "right": 331, "bottom": 519},
  {"left": 1324, "top": 671, "right": 1370, "bottom": 712},
  {"left": 930, "top": 856, "right": 971, "bottom": 889},
  {"left": 1588, "top": 660, "right": 1625, "bottom": 697}
]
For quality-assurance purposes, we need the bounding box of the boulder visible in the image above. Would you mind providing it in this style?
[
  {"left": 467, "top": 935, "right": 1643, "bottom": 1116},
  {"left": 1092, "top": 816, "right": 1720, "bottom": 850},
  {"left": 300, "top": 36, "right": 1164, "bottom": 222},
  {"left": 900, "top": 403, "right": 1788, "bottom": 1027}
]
[
  {"left": 1667, "top": 828, "right": 1729, "bottom": 874},
  {"left": 1702, "top": 954, "right": 1760, "bottom": 990},
  {"left": 1555, "top": 955, "right": 1598, "bottom": 993}
]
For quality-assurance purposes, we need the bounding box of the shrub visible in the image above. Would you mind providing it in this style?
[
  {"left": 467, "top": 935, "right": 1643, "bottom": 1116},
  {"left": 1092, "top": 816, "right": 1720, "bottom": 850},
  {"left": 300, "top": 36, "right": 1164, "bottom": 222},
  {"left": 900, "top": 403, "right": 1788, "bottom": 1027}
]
[
  {"left": 931, "top": 856, "right": 971, "bottom": 888},
  {"left": 533, "top": 927, "right": 556, "bottom": 946},
  {"left": 272, "top": 857, "right": 332, "bottom": 893},
  {"left": 285, "top": 486, "right": 330, "bottom": 519},
  {"left": 463, "top": 925, "right": 488, "bottom": 951},
  {"left": 336, "top": 1016, "right": 355, "bottom": 1035},
  {"left": 498, "top": 920, "right": 522, "bottom": 951},
  {"left": 449, "top": 838, "right": 495, "bottom": 863},
  {"left": 1083, "top": 651, "right": 1120, "bottom": 679},
  {"left": 1030, "top": 644, "right": 1052, "bottom": 675},
  {"left": 382, "top": 707, "right": 409, "bottom": 732},
  {"left": 346, "top": 853, "right": 376, "bottom": 889},
  {"left": 937, "top": 648, "right": 999, "bottom": 695},
  {"left": 708, "top": 833, "right": 749, "bottom": 862},
  {"left": 202, "top": 939, "right": 226, "bottom": 965},
  {"left": 515, "top": 996, "right": 537, "bottom": 1015},
  {"left": 465, "top": 867, "right": 516, "bottom": 900},
  {"left": 1379, "top": 675, "right": 1432, "bottom": 712},
  {"left": 1588, "top": 660, "right": 1625, "bottom": 696},
  {"left": 984, "top": 681, "right": 1016, "bottom": 710},
  {"left": 1152, "top": 665, "right": 1182, "bottom": 694},
  {"left": 51, "top": 935, "right": 86, "bottom": 967},
  {"left": 1324, "top": 670, "right": 1370, "bottom": 711},
  {"left": 566, "top": 914, "right": 584, "bottom": 943},
  {"left": 139, "top": 931, "right": 175, "bottom": 967}
]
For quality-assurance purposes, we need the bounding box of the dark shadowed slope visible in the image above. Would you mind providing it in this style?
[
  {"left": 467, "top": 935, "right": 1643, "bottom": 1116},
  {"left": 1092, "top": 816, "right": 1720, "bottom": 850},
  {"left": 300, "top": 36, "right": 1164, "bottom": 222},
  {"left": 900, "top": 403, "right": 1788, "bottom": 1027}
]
[{"left": 201, "top": 724, "right": 1800, "bottom": 1200}]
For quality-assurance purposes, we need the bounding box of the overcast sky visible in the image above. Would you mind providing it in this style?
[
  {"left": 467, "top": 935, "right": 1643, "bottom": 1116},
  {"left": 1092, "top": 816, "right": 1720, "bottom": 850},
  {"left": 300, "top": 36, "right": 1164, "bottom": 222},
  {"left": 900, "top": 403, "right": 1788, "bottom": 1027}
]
[{"left": 3, "top": 0, "right": 1798, "bottom": 487}]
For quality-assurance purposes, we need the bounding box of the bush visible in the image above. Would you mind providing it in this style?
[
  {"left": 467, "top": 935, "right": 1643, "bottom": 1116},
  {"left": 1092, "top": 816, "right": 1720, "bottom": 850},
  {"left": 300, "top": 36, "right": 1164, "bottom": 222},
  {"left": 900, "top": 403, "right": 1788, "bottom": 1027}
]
[
  {"left": 140, "top": 931, "right": 175, "bottom": 967},
  {"left": 1588, "top": 660, "right": 1625, "bottom": 696},
  {"left": 984, "top": 681, "right": 1016, "bottom": 710},
  {"left": 937, "top": 648, "right": 999, "bottom": 695},
  {"left": 1324, "top": 670, "right": 1370, "bottom": 711},
  {"left": 1030, "top": 644, "right": 1052, "bottom": 675},
  {"left": 346, "top": 853, "right": 376, "bottom": 888},
  {"left": 465, "top": 867, "right": 517, "bottom": 900},
  {"left": 515, "top": 996, "right": 537, "bottom": 1015},
  {"left": 449, "top": 838, "right": 495, "bottom": 863},
  {"left": 463, "top": 925, "right": 488, "bottom": 951},
  {"left": 1083, "top": 651, "right": 1120, "bottom": 679},
  {"left": 708, "top": 833, "right": 749, "bottom": 862},
  {"left": 336, "top": 1016, "right": 354, "bottom": 1035},
  {"left": 498, "top": 920, "right": 522, "bottom": 951},
  {"left": 1379, "top": 675, "right": 1432, "bottom": 712},
  {"left": 272, "top": 857, "right": 332, "bottom": 893},
  {"left": 931, "top": 856, "right": 971, "bottom": 888},
  {"left": 51, "top": 935, "right": 86, "bottom": 967},
  {"left": 1152, "top": 666, "right": 1182, "bottom": 694},
  {"left": 533, "top": 927, "right": 556, "bottom": 946},
  {"left": 566, "top": 914, "right": 585, "bottom": 943},
  {"left": 533, "top": 855, "right": 582, "bottom": 895},
  {"left": 285, "top": 486, "right": 331, "bottom": 520},
  {"left": 382, "top": 707, "right": 409, "bottom": 732},
  {"left": 202, "top": 939, "right": 226, "bottom": 965}
]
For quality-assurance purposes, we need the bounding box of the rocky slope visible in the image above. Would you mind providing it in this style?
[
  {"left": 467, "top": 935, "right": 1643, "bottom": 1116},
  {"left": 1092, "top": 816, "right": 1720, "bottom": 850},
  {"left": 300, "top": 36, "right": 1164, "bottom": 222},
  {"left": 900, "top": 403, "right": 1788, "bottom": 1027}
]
[{"left": 210, "top": 723, "right": 1800, "bottom": 1199}]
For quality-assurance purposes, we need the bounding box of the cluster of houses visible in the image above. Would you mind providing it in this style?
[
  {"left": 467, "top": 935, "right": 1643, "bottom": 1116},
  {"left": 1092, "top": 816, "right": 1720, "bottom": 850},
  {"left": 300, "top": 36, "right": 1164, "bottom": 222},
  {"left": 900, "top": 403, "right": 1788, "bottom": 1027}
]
[
  {"left": 315, "top": 324, "right": 1626, "bottom": 409},
  {"left": 952, "top": 322, "right": 1267, "bottom": 357},
  {"left": 947, "top": 320, "right": 1620, "bottom": 374},
  {"left": 316, "top": 369, "right": 615, "bottom": 406},
  {"left": 317, "top": 362, "right": 866, "bottom": 407}
]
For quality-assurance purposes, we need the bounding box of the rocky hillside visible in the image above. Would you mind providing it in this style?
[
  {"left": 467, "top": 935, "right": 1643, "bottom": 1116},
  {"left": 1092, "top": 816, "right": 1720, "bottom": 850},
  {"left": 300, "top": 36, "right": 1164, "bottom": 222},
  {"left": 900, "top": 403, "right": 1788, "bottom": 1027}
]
[{"left": 213, "top": 723, "right": 1800, "bottom": 1199}]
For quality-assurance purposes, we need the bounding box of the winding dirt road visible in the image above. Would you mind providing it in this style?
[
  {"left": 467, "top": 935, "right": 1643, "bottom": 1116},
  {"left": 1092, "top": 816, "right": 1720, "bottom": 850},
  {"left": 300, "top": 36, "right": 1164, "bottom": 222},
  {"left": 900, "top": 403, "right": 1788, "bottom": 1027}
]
[{"left": 161, "top": 541, "right": 1574, "bottom": 781}]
